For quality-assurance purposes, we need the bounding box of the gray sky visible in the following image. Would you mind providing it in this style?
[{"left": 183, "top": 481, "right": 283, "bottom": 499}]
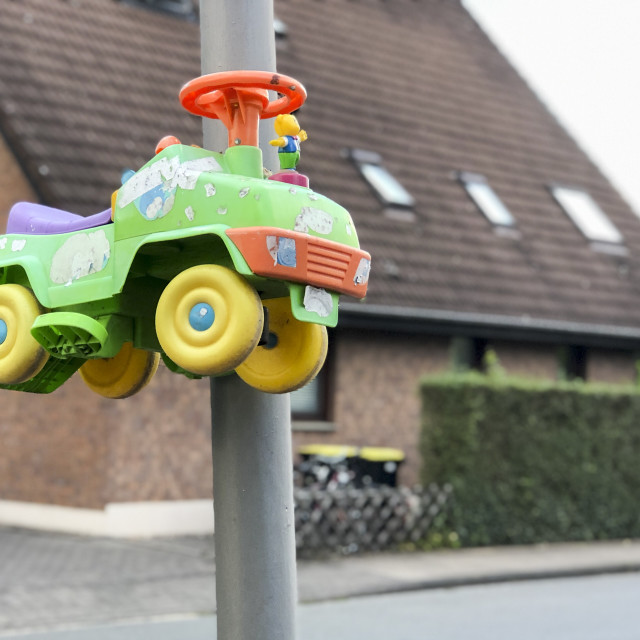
[{"left": 463, "top": 0, "right": 640, "bottom": 216}]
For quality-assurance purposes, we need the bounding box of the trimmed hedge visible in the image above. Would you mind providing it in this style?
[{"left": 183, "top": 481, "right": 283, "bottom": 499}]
[{"left": 420, "top": 372, "right": 640, "bottom": 546}]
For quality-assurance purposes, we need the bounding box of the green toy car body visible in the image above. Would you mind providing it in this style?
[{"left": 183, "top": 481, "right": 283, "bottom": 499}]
[{"left": 0, "top": 142, "right": 370, "bottom": 396}]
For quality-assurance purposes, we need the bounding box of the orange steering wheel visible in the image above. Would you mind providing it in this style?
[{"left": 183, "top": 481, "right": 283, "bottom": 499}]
[{"left": 179, "top": 70, "right": 307, "bottom": 148}]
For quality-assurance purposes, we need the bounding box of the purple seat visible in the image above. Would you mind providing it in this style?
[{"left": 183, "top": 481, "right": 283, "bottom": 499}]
[{"left": 7, "top": 202, "right": 112, "bottom": 235}]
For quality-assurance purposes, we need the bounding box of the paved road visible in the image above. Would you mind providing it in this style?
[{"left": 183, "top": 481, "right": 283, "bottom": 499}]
[
  {"left": 0, "top": 528, "right": 216, "bottom": 632},
  {"left": 3, "top": 572, "right": 639, "bottom": 640},
  {"left": 5, "top": 524, "right": 640, "bottom": 635},
  {"left": 300, "top": 572, "right": 640, "bottom": 640}
]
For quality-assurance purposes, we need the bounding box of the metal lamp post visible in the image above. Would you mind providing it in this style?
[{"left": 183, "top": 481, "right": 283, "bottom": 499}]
[{"left": 200, "top": 2, "right": 298, "bottom": 639}]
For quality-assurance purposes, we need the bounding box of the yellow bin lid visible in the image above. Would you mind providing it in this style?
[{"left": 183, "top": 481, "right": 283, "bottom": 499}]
[
  {"left": 358, "top": 447, "right": 405, "bottom": 462},
  {"left": 298, "top": 444, "right": 359, "bottom": 458}
]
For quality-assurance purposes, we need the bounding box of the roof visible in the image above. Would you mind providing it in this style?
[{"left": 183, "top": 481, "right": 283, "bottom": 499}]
[{"left": 1, "top": 0, "right": 640, "bottom": 337}]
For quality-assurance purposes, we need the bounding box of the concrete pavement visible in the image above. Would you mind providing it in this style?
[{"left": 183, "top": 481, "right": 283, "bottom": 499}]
[
  {"left": 297, "top": 537, "right": 640, "bottom": 600},
  {"left": 1, "top": 525, "right": 640, "bottom": 635},
  {"left": 6, "top": 572, "right": 640, "bottom": 640}
]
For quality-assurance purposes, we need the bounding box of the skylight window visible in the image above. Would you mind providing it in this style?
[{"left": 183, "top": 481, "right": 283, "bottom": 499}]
[
  {"left": 550, "top": 186, "right": 623, "bottom": 244},
  {"left": 459, "top": 172, "right": 515, "bottom": 227},
  {"left": 274, "top": 17, "right": 288, "bottom": 38},
  {"left": 349, "top": 149, "right": 415, "bottom": 208}
]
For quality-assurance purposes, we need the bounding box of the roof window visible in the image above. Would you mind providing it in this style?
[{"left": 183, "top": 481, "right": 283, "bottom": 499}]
[
  {"left": 550, "top": 186, "right": 623, "bottom": 245},
  {"left": 458, "top": 172, "right": 515, "bottom": 228},
  {"left": 349, "top": 149, "right": 415, "bottom": 208},
  {"left": 274, "top": 17, "right": 288, "bottom": 38}
]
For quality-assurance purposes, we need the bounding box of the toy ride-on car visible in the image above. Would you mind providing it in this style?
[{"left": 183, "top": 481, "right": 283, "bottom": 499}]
[{"left": 0, "top": 71, "right": 370, "bottom": 398}]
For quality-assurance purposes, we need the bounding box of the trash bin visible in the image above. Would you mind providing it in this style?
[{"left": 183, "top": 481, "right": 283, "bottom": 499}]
[
  {"left": 352, "top": 447, "right": 405, "bottom": 487},
  {"left": 297, "top": 444, "right": 359, "bottom": 488}
]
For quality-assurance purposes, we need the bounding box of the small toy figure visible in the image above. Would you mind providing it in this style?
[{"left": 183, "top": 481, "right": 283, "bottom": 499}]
[{"left": 269, "top": 114, "right": 307, "bottom": 171}]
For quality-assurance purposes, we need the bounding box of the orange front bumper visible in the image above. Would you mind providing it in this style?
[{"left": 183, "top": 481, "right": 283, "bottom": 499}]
[{"left": 226, "top": 226, "right": 370, "bottom": 299}]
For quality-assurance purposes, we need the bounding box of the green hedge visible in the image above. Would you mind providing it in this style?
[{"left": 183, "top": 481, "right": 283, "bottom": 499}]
[{"left": 420, "top": 373, "right": 640, "bottom": 546}]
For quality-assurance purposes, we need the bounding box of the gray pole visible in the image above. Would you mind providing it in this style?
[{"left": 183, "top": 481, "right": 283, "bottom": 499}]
[
  {"left": 200, "top": 1, "right": 279, "bottom": 156},
  {"left": 210, "top": 379, "right": 296, "bottom": 640},
  {"left": 198, "top": 2, "right": 298, "bottom": 640}
]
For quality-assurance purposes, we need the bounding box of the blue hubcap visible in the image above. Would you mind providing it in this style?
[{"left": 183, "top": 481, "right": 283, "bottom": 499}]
[
  {"left": 0, "top": 319, "right": 7, "bottom": 345},
  {"left": 189, "top": 303, "right": 215, "bottom": 331},
  {"left": 265, "top": 332, "right": 278, "bottom": 350}
]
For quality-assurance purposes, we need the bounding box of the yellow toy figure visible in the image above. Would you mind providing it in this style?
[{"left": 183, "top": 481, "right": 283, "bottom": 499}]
[{"left": 269, "top": 114, "right": 307, "bottom": 171}]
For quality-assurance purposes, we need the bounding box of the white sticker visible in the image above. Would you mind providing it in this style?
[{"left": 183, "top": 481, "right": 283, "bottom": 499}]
[
  {"left": 294, "top": 207, "right": 333, "bottom": 234},
  {"left": 11, "top": 239, "right": 26, "bottom": 252},
  {"left": 303, "top": 286, "right": 333, "bottom": 317},
  {"left": 185, "top": 206, "right": 195, "bottom": 221},
  {"left": 162, "top": 193, "right": 175, "bottom": 215},
  {"left": 145, "top": 197, "right": 163, "bottom": 220},
  {"left": 119, "top": 157, "right": 175, "bottom": 207},
  {"left": 354, "top": 258, "right": 371, "bottom": 285},
  {"left": 50, "top": 230, "right": 110, "bottom": 285},
  {"left": 119, "top": 155, "right": 222, "bottom": 207},
  {"left": 266, "top": 236, "right": 278, "bottom": 265},
  {"left": 172, "top": 157, "right": 222, "bottom": 191}
]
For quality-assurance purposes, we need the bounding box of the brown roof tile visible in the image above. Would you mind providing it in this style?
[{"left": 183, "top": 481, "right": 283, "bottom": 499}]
[{"left": 1, "top": 0, "right": 640, "bottom": 331}]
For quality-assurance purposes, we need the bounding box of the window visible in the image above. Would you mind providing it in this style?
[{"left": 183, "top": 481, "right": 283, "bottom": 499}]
[
  {"left": 291, "top": 375, "right": 325, "bottom": 419},
  {"left": 450, "top": 337, "right": 488, "bottom": 372},
  {"left": 274, "top": 17, "right": 288, "bottom": 38},
  {"left": 558, "top": 345, "right": 587, "bottom": 381},
  {"left": 291, "top": 354, "right": 332, "bottom": 428},
  {"left": 349, "top": 149, "right": 415, "bottom": 208},
  {"left": 550, "top": 186, "right": 623, "bottom": 245},
  {"left": 458, "top": 172, "right": 515, "bottom": 227}
]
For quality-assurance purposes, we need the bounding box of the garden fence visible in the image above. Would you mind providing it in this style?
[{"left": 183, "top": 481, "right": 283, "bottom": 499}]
[{"left": 294, "top": 483, "right": 452, "bottom": 557}]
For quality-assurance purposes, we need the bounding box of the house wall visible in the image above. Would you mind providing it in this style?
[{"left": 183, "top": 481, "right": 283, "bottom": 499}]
[
  {"left": 0, "top": 323, "right": 638, "bottom": 521},
  {"left": 292, "top": 330, "right": 452, "bottom": 486},
  {"left": 0, "top": 365, "right": 213, "bottom": 510},
  {"left": 291, "top": 335, "right": 640, "bottom": 487},
  {"left": 482, "top": 339, "right": 637, "bottom": 385},
  {"left": 489, "top": 340, "right": 560, "bottom": 380},
  {"left": 1, "top": 328, "right": 452, "bottom": 510},
  {"left": 0, "top": 375, "right": 111, "bottom": 509},
  {"left": 587, "top": 348, "right": 638, "bottom": 385},
  {"left": 103, "top": 367, "right": 213, "bottom": 504}
]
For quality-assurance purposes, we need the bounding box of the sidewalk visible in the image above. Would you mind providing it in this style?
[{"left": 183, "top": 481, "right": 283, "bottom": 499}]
[
  {"left": 1, "top": 525, "right": 640, "bottom": 635},
  {"left": 297, "top": 538, "right": 640, "bottom": 601}
]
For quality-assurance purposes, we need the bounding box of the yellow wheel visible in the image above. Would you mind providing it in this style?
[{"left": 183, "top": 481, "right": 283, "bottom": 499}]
[
  {"left": 79, "top": 342, "right": 160, "bottom": 399},
  {"left": 155, "top": 265, "right": 263, "bottom": 376},
  {"left": 236, "top": 297, "right": 328, "bottom": 394},
  {"left": 0, "top": 284, "right": 49, "bottom": 384}
]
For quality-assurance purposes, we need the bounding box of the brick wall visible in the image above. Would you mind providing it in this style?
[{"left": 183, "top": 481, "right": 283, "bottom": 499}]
[
  {"left": 0, "top": 365, "right": 212, "bottom": 509},
  {"left": 491, "top": 341, "right": 638, "bottom": 386},
  {"left": 491, "top": 340, "right": 637, "bottom": 386},
  {"left": 489, "top": 340, "right": 560, "bottom": 380},
  {"left": 293, "top": 330, "right": 451, "bottom": 485},
  {"left": 1, "top": 325, "right": 638, "bottom": 509},
  {"left": 587, "top": 348, "right": 637, "bottom": 385},
  {"left": 104, "top": 366, "right": 213, "bottom": 504}
]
